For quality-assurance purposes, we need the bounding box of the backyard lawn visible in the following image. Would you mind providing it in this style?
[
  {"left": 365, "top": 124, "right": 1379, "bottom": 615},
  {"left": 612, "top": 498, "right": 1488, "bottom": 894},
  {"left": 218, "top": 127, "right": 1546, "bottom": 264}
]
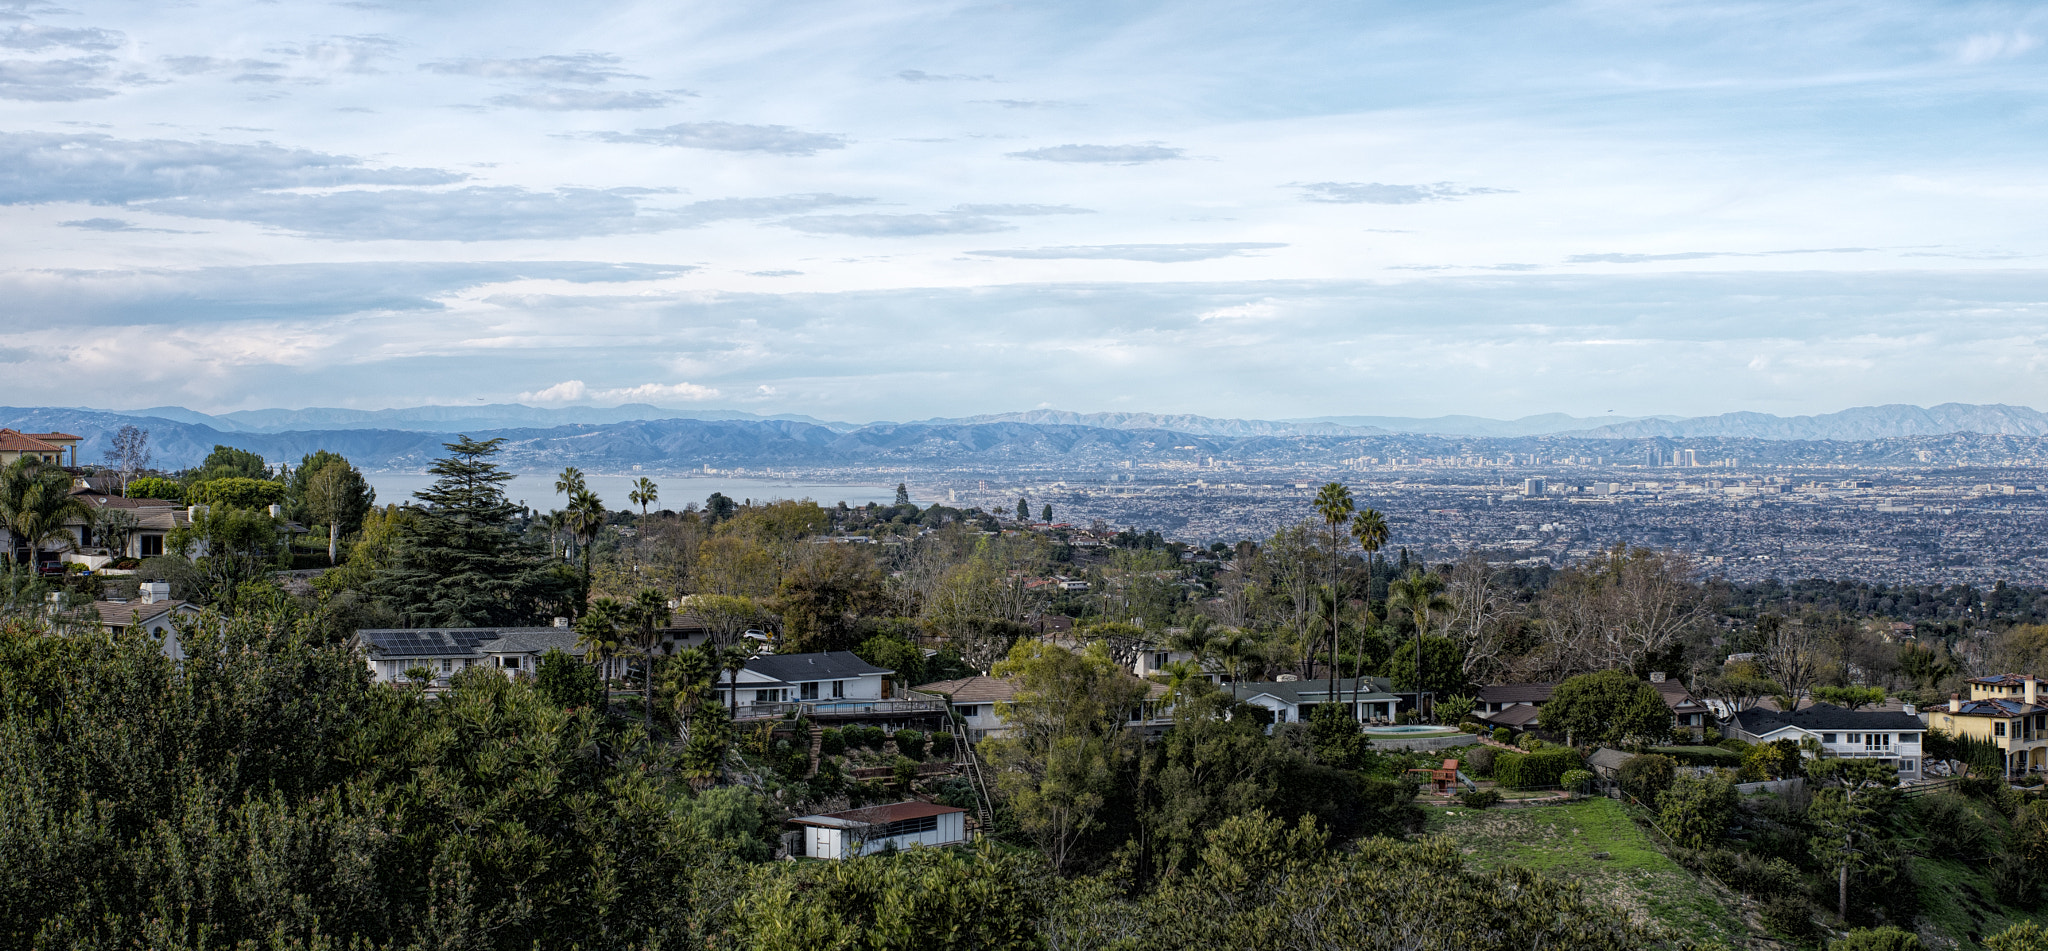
[{"left": 1426, "top": 796, "right": 1758, "bottom": 948}]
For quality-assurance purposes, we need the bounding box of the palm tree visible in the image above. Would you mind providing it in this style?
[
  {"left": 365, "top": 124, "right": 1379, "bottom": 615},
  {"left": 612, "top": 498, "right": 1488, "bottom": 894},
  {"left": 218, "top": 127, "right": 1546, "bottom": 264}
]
[
  {"left": 631, "top": 587, "right": 671, "bottom": 738},
  {"left": 0, "top": 457, "right": 89, "bottom": 570},
  {"left": 1311, "top": 482, "right": 1355, "bottom": 711},
  {"left": 565, "top": 488, "right": 606, "bottom": 595},
  {"left": 1211, "top": 627, "right": 1262, "bottom": 685},
  {"left": 1388, "top": 569, "right": 1453, "bottom": 720},
  {"left": 575, "top": 596, "right": 629, "bottom": 708},
  {"left": 718, "top": 643, "right": 753, "bottom": 712},
  {"left": 1165, "top": 615, "right": 1218, "bottom": 677},
  {"left": 1348, "top": 508, "right": 1389, "bottom": 709},
  {"left": 629, "top": 477, "right": 658, "bottom": 516},
  {"left": 539, "top": 509, "right": 569, "bottom": 559},
  {"left": 555, "top": 466, "right": 586, "bottom": 499}
]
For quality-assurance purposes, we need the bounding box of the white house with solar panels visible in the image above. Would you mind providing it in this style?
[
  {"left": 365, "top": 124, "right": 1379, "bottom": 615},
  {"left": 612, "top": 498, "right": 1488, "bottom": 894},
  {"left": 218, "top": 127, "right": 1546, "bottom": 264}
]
[{"left": 352, "top": 626, "right": 586, "bottom": 688}]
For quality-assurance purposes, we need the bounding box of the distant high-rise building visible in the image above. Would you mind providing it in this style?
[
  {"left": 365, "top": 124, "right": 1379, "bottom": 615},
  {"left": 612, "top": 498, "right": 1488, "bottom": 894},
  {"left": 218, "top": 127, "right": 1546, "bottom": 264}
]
[
  {"left": 1522, "top": 477, "right": 1547, "bottom": 497},
  {"left": 1680, "top": 449, "right": 1698, "bottom": 467}
]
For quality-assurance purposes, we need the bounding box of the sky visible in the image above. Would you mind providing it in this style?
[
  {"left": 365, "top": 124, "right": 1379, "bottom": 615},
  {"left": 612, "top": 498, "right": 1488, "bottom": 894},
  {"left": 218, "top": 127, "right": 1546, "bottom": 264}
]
[{"left": 3, "top": 0, "right": 2047, "bottom": 422}]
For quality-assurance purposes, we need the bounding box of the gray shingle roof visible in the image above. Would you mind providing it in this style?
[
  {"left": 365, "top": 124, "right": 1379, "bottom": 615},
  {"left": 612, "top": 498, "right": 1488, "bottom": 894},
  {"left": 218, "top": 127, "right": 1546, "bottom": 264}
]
[
  {"left": 1477, "top": 682, "right": 1556, "bottom": 704},
  {"left": 477, "top": 630, "right": 585, "bottom": 657},
  {"left": 745, "top": 651, "right": 889, "bottom": 683},
  {"left": 1731, "top": 702, "right": 1924, "bottom": 734}
]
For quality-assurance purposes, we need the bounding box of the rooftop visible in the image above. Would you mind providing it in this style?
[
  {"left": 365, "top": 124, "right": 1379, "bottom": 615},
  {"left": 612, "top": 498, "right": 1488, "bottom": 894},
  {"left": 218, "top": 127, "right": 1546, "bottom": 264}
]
[
  {"left": 916, "top": 675, "right": 1017, "bottom": 705},
  {"left": 1731, "top": 702, "right": 1926, "bottom": 733},
  {"left": 745, "top": 651, "right": 890, "bottom": 684},
  {"left": 792, "top": 800, "right": 964, "bottom": 829}
]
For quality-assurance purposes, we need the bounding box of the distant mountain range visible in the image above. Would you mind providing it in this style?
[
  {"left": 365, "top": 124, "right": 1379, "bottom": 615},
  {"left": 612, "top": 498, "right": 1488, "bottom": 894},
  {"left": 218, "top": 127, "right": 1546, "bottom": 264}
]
[{"left": 3, "top": 402, "right": 2043, "bottom": 472}]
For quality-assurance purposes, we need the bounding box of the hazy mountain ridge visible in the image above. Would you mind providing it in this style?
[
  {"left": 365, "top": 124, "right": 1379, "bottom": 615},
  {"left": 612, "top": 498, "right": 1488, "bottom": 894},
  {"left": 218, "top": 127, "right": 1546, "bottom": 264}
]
[
  {"left": 1581, "top": 403, "right": 2048, "bottom": 439},
  {"left": 918, "top": 409, "right": 1387, "bottom": 437},
  {"left": 7, "top": 406, "right": 2047, "bottom": 474},
  {"left": 1290, "top": 412, "right": 1676, "bottom": 437}
]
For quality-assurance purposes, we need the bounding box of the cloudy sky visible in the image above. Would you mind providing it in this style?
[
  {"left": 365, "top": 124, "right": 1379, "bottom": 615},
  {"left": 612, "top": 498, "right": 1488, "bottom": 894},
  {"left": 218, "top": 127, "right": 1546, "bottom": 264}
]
[{"left": 3, "top": 0, "right": 2046, "bottom": 422}]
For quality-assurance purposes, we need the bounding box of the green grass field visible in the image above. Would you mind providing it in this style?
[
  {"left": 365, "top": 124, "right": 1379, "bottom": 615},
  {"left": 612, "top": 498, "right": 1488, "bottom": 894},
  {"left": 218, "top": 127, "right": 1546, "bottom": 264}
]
[{"left": 1426, "top": 797, "right": 1756, "bottom": 948}]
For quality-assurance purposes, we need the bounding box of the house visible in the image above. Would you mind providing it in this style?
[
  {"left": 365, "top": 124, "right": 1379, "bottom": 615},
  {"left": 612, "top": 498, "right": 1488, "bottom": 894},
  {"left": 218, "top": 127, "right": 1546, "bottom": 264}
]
[
  {"left": 1724, "top": 702, "right": 1926, "bottom": 778},
  {"left": 787, "top": 801, "right": 968, "bottom": 859},
  {"left": 0, "top": 429, "right": 80, "bottom": 466},
  {"left": 724, "top": 651, "right": 898, "bottom": 717},
  {"left": 916, "top": 674, "right": 1018, "bottom": 740},
  {"left": 1229, "top": 676, "right": 1410, "bottom": 725},
  {"left": 60, "top": 582, "right": 202, "bottom": 659},
  {"left": 352, "top": 625, "right": 586, "bottom": 688},
  {"left": 1926, "top": 674, "right": 2048, "bottom": 776},
  {"left": 1475, "top": 672, "right": 1708, "bottom": 736}
]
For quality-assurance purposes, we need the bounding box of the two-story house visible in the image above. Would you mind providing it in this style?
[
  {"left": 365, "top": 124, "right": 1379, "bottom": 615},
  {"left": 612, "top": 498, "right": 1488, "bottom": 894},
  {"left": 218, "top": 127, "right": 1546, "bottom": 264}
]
[
  {"left": 1724, "top": 702, "right": 1927, "bottom": 778},
  {"left": 1928, "top": 674, "right": 2048, "bottom": 777}
]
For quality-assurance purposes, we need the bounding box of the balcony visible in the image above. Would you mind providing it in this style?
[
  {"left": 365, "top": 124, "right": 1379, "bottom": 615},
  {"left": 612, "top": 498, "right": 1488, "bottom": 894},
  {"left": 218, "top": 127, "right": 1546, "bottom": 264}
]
[{"left": 734, "top": 697, "right": 950, "bottom": 722}]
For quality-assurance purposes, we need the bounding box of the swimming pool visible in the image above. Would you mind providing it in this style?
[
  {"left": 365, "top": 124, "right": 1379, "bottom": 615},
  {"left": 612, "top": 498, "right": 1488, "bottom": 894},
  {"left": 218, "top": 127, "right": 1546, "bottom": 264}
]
[{"left": 1365, "top": 725, "right": 1460, "bottom": 735}]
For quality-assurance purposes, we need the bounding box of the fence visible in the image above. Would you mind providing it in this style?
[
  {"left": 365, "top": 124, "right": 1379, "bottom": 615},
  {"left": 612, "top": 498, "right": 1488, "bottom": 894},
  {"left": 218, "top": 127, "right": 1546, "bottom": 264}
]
[{"left": 1733, "top": 778, "right": 1804, "bottom": 796}]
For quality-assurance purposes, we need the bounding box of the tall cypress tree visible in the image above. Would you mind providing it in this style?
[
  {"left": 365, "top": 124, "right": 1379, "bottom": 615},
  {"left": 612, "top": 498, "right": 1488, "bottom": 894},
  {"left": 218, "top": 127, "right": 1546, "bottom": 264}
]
[{"left": 370, "top": 436, "right": 574, "bottom": 627}]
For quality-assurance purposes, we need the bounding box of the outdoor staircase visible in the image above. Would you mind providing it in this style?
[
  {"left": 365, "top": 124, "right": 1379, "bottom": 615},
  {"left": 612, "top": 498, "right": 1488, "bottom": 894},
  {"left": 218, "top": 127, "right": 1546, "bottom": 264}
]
[
  {"left": 805, "top": 724, "right": 823, "bottom": 777},
  {"left": 949, "top": 715, "right": 997, "bottom": 831}
]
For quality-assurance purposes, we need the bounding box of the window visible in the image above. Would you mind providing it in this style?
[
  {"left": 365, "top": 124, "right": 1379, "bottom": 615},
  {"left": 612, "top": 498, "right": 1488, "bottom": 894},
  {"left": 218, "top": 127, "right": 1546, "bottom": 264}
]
[
  {"left": 502, "top": 656, "right": 519, "bottom": 670},
  {"left": 871, "top": 814, "right": 941, "bottom": 838},
  {"left": 800, "top": 682, "right": 819, "bottom": 700},
  {"left": 832, "top": 680, "right": 845, "bottom": 699},
  {"left": 1846, "top": 733, "right": 1860, "bottom": 743},
  {"left": 1866, "top": 733, "right": 1890, "bottom": 751},
  {"left": 755, "top": 689, "right": 779, "bottom": 704},
  {"left": 957, "top": 705, "right": 980, "bottom": 718},
  {"left": 1152, "top": 652, "right": 1170, "bottom": 669},
  {"left": 1822, "top": 733, "right": 1837, "bottom": 743},
  {"left": 139, "top": 534, "right": 164, "bottom": 557},
  {"left": 1997, "top": 722, "right": 2008, "bottom": 737},
  {"left": 1902, "top": 759, "right": 1917, "bottom": 772},
  {"left": 1900, "top": 732, "right": 1918, "bottom": 743},
  {"left": 441, "top": 659, "right": 453, "bottom": 673}
]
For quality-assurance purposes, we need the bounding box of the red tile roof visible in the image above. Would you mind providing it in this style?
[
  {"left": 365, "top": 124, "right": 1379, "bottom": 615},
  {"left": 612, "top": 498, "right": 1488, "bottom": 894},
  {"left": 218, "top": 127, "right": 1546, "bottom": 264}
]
[{"left": 0, "top": 429, "right": 62, "bottom": 452}]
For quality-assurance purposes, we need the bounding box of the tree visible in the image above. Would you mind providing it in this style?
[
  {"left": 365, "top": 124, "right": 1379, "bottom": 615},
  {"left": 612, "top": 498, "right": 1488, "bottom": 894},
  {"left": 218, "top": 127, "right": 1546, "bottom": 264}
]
[
  {"left": 1016, "top": 497, "right": 1030, "bottom": 522},
  {"left": 629, "top": 477, "right": 658, "bottom": 516},
  {"left": 185, "top": 477, "right": 286, "bottom": 511},
  {"left": 1813, "top": 685, "right": 1885, "bottom": 710},
  {"left": 1809, "top": 785, "right": 1900, "bottom": 920},
  {"left": 894, "top": 482, "right": 911, "bottom": 506},
  {"left": 103, "top": 424, "right": 150, "bottom": 492},
  {"left": 1041, "top": 503, "right": 1053, "bottom": 522},
  {"left": 1387, "top": 635, "right": 1468, "bottom": 700},
  {"left": 0, "top": 457, "right": 90, "bottom": 568},
  {"left": 366, "top": 436, "right": 574, "bottom": 627},
  {"left": 1759, "top": 614, "right": 1825, "bottom": 710},
  {"left": 629, "top": 587, "right": 671, "bottom": 737},
  {"left": 1699, "top": 661, "right": 1783, "bottom": 714},
  {"left": 303, "top": 459, "right": 375, "bottom": 565},
  {"left": 123, "top": 476, "right": 181, "bottom": 501},
  {"left": 704, "top": 491, "right": 738, "bottom": 524},
  {"left": 92, "top": 506, "right": 138, "bottom": 561},
  {"left": 771, "top": 543, "right": 887, "bottom": 653},
  {"left": 575, "top": 596, "right": 628, "bottom": 704},
  {"left": 1348, "top": 507, "right": 1390, "bottom": 708},
  {"left": 983, "top": 640, "right": 1146, "bottom": 872},
  {"left": 1312, "top": 483, "right": 1355, "bottom": 705},
  {"left": 535, "top": 647, "right": 603, "bottom": 709},
  {"left": 1540, "top": 669, "right": 1673, "bottom": 748},
  {"left": 555, "top": 466, "right": 586, "bottom": 499},
  {"left": 1619, "top": 753, "right": 1676, "bottom": 805},
  {"left": 1658, "top": 772, "right": 1736, "bottom": 849},
  {"left": 565, "top": 487, "right": 607, "bottom": 596},
  {"left": 1389, "top": 569, "right": 1452, "bottom": 714},
  {"left": 195, "top": 444, "right": 269, "bottom": 481}
]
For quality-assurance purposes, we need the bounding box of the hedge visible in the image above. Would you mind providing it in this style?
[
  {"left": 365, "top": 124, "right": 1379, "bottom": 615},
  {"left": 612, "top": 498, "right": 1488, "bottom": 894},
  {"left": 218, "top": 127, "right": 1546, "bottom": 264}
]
[
  {"left": 1493, "top": 747, "right": 1585, "bottom": 789},
  {"left": 1650, "top": 745, "right": 1741, "bottom": 767}
]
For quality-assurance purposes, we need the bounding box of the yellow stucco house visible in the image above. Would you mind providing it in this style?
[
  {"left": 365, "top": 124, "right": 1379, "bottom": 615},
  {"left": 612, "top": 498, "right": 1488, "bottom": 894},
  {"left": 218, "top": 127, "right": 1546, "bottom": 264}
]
[{"left": 1930, "top": 674, "right": 2048, "bottom": 776}]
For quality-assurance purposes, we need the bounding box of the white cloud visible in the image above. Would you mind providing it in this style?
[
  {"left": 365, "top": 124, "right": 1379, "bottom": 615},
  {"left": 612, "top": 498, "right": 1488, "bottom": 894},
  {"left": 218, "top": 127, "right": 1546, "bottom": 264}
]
[
  {"left": 1197, "top": 300, "right": 1280, "bottom": 322},
  {"left": 520, "top": 380, "right": 720, "bottom": 404},
  {"left": 1955, "top": 31, "right": 2038, "bottom": 65}
]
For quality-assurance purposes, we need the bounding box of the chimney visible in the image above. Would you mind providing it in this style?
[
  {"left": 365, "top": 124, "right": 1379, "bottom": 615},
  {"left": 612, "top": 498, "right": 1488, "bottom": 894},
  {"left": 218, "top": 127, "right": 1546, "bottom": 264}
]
[
  {"left": 2028, "top": 676, "right": 2039, "bottom": 708},
  {"left": 267, "top": 504, "right": 282, "bottom": 518},
  {"left": 1951, "top": 693, "right": 1962, "bottom": 713},
  {"left": 186, "top": 504, "right": 208, "bottom": 521},
  {"left": 140, "top": 582, "right": 170, "bottom": 604},
  {"left": 1649, "top": 671, "right": 1667, "bottom": 683},
  {"left": 553, "top": 616, "right": 569, "bottom": 628},
  {"left": 1902, "top": 702, "right": 1917, "bottom": 716}
]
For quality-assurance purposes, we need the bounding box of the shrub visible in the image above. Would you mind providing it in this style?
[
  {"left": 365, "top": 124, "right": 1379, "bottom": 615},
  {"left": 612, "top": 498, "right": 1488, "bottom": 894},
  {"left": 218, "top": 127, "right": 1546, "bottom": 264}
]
[
  {"left": 1492, "top": 727, "right": 1510, "bottom": 743},
  {"left": 819, "top": 727, "right": 846, "bottom": 756},
  {"left": 1989, "top": 922, "right": 2048, "bottom": 951},
  {"left": 1560, "top": 769, "right": 1595, "bottom": 794},
  {"left": 1762, "top": 896, "right": 1820, "bottom": 946},
  {"left": 1913, "top": 792, "right": 1994, "bottom": 855},
  {"left": 1830, "top": 926, "right": 1925, "bottom": 951},
  {"left": 1516, "top": 734, "right": 1546, "bottom": 751},
  {"left": 893, "top": 729, "right": 926, "bottom": 761},
  {"left": 892, "top": 755, "right": 920, "bottom": 788},
  {"left": 123, "top": 476, "right": 182, "bottom": 501},
  {"left": 928, "top": 731, "right": 955, "bottom": 758},
  {"left": 1618, "top": 754, "right": 1677, "bottom": 806},
  {"left": 1493, "top": 747, "right": 1582, "bottom": 789},
  {"left": 1465, "top": 746, "right": 1497, "bottom": 778},
  {"left": 1992, "top": 851, "right": 2037, "bottom": 907},
  {"left": 1658, "top": 773, "right": 1737, "bottom": 849},
  {"left": 1457, "top": 788, "right": 1503, "bottom": 809},
  {"left": 1674, "top": 846, "right": 1802, "bottom": 897},
  {"left": 1650, "top": 745, "right": 1742, "bottom": 768}
]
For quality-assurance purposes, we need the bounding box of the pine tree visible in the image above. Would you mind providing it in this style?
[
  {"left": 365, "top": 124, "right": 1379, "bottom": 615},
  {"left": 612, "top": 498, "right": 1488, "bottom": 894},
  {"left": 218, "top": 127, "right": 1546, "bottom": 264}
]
[{"left": 369, "top": 436, "right": 574, "bottom": 626}]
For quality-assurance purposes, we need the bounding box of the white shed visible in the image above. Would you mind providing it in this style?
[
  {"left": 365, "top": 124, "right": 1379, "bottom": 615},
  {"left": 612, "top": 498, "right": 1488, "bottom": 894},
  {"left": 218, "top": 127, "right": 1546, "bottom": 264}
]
[{"left": 789, "top": 801, "right": 969, "bottom": 860}]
